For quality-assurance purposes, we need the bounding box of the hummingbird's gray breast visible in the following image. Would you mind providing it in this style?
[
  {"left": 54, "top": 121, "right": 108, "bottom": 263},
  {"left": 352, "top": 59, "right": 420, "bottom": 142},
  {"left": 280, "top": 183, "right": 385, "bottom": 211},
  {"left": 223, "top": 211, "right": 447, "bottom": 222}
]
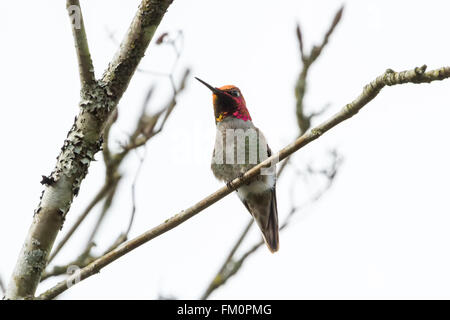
[{"left": 211, "top": 118, "right": 270, "bottom": 183}]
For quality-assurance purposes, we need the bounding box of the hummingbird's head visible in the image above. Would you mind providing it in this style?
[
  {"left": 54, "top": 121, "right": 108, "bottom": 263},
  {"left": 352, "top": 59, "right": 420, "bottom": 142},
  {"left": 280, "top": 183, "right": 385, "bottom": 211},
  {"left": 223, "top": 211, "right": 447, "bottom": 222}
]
[{"left": 195, "top": 77, "right": 251, "bottom": 123}]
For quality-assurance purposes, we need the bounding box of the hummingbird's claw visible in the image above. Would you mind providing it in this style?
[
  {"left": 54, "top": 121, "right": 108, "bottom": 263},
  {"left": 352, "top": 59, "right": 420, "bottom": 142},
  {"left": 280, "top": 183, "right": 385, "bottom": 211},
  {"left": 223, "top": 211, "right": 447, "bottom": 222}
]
[
  {"left": 227, "top": 173, "right": 249, "bottom": 190},
  {"left": 238, "top": 172, "right": 251, "bottom": 185}
]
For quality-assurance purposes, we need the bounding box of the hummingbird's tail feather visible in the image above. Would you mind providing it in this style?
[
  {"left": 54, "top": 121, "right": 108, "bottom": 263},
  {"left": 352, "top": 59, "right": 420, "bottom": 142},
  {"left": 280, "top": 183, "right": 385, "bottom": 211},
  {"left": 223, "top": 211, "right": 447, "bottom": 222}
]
[
  {"left": 261, "top": 189, "right": 279, "bottom": 253},
  {"left": 239, "top": 188, "right": 280, "bottom": 253}
]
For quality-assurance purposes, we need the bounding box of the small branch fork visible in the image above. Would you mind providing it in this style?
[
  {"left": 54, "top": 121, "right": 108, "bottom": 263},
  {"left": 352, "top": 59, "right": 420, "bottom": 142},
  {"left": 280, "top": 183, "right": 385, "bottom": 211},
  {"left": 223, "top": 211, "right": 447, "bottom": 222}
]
[{"left": 37, "top": 64, "right": 450, "bottom": 299}]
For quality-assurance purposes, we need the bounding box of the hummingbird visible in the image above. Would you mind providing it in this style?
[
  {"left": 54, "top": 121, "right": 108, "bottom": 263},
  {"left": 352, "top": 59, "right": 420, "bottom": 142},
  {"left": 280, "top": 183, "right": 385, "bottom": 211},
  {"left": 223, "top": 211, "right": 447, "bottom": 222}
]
[{"left": 195, "top": 77, "right": 279, "bottom": 253}]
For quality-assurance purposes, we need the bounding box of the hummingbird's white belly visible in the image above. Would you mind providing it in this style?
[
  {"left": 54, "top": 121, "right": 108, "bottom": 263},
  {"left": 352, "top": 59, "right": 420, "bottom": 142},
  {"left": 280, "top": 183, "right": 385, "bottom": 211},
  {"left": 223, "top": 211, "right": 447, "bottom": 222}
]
[{"left": 237, "top": 173, "right": 276, "bottom": 199}]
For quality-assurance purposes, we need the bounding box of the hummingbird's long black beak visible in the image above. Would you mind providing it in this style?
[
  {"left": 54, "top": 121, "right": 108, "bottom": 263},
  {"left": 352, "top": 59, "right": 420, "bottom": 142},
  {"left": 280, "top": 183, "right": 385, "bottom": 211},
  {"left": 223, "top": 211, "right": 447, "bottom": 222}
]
[{"left": 195, "top": 77, "right": 225, "bottom": 96}]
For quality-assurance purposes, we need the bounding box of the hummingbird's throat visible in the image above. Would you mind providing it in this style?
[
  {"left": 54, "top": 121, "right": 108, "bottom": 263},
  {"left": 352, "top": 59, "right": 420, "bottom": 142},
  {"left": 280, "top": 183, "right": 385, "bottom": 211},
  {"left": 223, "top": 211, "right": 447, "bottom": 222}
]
[
  {"left": 216, "top": 105, "right": 252, "bottom": 122},
  {"left": 216, "top": 109, "right": 251, "bottom": 122}
]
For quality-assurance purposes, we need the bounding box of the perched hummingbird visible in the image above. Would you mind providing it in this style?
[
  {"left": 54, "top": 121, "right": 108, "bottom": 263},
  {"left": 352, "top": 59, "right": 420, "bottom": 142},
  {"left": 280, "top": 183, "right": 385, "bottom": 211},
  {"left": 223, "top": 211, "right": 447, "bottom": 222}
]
[{"left": 195, "top": 77, "right": 279, "bottom": 253}]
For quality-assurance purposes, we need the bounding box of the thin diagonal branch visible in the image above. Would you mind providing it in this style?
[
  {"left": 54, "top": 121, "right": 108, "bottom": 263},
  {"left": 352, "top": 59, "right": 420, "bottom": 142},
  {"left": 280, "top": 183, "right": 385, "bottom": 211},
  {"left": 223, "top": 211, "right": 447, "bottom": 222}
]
[{"left": 37, "top": 65, "right": 450, "bottom": 300}]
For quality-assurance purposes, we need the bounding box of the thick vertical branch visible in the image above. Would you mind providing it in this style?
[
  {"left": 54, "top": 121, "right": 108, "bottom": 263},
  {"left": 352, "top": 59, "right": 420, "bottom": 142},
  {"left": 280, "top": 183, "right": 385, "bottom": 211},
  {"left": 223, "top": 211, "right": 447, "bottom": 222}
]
[
  {"left": 101, "top": 0, "right": 172, "bottom": 100},
  {"left": 5, "top": 0, "right": 173, "bottom": 299}
]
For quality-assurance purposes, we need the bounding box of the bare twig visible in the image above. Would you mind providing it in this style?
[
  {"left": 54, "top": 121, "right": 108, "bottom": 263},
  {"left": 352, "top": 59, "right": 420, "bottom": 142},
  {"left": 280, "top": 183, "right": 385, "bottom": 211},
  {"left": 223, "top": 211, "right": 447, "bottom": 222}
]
[
  {"left": 47, "top": 176, "right": 120, "bottom": 264},
  {"left": 41, "top": 230, "right": 128, "bottom": 281},
  {"left": 67, "top": 0, "right": 95, "bottom": 88},
  {"left": 200, "top": 219, "right": 253, "bottom": 300},
  {"left": 37, "top": 65, "right": 450, "bottom": 299},
  {"left": 119, "top": 68, "right": 190, "bottom": 155},
  {"left": 41, "top": 242, "right": 96, "bottom": 281},
  {"left": 86, "top": 179, "right": 120, "bottom": 245},
  {"left": 283, "top": 150, "right": 342, "bottom": 227},
  {"left": 138, "top": 30, "right": 184, "bottom": 94},
  {"left": 102, "top": 109, "right": 119, "bottom": 167},
  {"left": 127, "top": 147, "right": 149, "bottom": 236},
  {"left": 296, "top": 6, "right": 344, "bottom": 134}
]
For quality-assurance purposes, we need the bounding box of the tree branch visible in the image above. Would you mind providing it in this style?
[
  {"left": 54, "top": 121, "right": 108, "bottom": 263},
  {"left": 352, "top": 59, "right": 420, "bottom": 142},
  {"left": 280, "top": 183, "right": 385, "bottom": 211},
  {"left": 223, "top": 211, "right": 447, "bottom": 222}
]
[
  {"left": 5, "top": 0, "right": 173, "bottom": 299},
  {"left": 67, "top": 0, "right": 95, "bottom": 88},
  {"left": 37, "top": 65, "right": 450, "bottom": 299}
]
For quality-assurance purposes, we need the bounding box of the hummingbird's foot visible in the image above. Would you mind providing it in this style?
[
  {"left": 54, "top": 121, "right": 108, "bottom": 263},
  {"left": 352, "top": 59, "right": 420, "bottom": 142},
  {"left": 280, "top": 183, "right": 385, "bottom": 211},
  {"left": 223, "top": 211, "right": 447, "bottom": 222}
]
[
  {"left": 227, "top": 173, "right": 247, "bottom": 190},
  {"left": 238, "top": 172, "right": 251, "bottom": 185}
]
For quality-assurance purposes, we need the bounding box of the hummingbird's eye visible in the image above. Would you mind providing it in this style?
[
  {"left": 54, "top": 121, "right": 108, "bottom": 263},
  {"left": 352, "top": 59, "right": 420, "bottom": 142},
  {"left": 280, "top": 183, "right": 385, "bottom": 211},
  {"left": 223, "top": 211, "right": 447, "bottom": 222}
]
[{"left": 229, "top": 90, "right": 240, "bottom": 97}]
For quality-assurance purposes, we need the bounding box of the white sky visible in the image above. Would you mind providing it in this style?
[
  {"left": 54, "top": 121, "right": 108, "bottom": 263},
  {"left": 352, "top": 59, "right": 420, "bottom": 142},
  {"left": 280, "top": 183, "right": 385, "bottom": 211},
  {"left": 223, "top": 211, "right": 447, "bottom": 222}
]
[{"left": 1, "top": 0, "right": 450, "bottom": 299}]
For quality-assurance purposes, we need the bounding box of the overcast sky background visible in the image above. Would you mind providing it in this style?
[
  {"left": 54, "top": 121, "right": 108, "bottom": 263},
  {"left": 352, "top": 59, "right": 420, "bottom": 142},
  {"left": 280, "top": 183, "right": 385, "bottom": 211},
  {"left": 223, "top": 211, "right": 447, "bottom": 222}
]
[{"left": 1, "top": 0, "right": 450, "bottom": 299}]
